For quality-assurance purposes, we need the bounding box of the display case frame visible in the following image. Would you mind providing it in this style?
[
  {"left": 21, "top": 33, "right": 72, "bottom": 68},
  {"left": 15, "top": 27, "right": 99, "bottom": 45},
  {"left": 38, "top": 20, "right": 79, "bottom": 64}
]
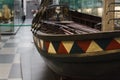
[{"left": 0, "top": 0, "right": 23, "bottom": 34}]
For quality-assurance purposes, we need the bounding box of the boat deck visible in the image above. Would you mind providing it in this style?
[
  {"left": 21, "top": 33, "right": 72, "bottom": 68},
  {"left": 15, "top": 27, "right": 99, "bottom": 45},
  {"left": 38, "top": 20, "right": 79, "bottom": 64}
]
[{"left": 39, "top": 20, "right": 100, "bottom": 35}]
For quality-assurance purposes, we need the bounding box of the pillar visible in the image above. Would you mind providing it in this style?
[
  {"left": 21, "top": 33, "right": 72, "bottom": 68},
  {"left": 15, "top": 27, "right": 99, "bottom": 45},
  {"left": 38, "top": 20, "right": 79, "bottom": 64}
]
[{"left": 102, "top": 0, "right": 115, "bottom": 31}]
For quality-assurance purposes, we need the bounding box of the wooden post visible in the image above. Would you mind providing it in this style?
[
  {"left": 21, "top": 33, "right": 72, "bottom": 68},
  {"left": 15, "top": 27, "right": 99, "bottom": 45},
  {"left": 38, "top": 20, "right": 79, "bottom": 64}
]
[{"left": 102, "top": 0, "right": 115, "bottom": 31}]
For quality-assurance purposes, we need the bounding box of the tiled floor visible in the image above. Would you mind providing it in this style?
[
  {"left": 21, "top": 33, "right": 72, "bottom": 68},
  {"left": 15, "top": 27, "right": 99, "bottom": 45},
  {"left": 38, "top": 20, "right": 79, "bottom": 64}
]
[
  {"left": 0, "top": 19, "right": 57, "bottom": 80},
  {"left": 0, "top": 35, "right": 22, "bottom": 80},
  {"left": 0, "top": 19, "right": 33, "bottom": 80},
  {"left": 0, "top": 29, "right": 24, "bottom": 79}
]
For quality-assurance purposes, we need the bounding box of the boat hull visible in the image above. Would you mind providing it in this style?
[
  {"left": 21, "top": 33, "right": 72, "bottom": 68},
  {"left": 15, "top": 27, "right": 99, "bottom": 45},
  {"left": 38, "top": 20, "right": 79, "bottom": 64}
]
[
  {"left": 33, "top": 31, "right": 120, "bottom": 78},
  {"left": 42, "top": 53, "right": 120, "bottom": 79}
]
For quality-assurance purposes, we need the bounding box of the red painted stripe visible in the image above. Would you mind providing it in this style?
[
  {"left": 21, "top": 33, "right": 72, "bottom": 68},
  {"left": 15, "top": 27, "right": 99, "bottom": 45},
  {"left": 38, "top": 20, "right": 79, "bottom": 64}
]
[
  {"left": 45, "top": 41, "right": 50, "bottom": 52},
  {"left": 77, "top": 40, "right": 92, "bottom": 52},
  {"left": 57, "top": 42, "right": 68, "bottom": 54},
  {"left": 106, "top": 40, "right": 120, "bottom": 50}
]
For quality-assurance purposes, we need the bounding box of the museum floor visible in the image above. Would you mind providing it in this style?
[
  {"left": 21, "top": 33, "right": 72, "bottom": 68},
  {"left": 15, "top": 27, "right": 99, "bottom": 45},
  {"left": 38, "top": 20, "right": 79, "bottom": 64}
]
[{"left": 0, "top": 19, "right": 56, "bottom": 80}]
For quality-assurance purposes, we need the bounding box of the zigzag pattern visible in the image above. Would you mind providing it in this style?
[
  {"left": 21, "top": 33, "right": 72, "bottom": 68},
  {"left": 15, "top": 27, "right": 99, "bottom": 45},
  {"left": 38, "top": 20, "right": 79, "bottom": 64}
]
[{"left": 36, "top": 37, "right": 120, "bottom": 54}]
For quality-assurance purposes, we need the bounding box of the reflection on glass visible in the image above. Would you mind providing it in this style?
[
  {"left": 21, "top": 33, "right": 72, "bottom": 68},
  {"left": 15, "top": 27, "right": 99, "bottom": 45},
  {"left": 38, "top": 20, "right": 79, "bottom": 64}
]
[
  {"left": 60, "top": 0, "right": 103, "bottom": 16},
  {"left": 60, "top": 0, "right": 120, "bottom": 20}
]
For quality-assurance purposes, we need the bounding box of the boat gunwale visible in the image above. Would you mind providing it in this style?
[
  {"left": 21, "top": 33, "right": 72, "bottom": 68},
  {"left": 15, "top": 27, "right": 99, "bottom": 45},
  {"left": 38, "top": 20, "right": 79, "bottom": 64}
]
[
  {"left": 34, "top": 41, "right": 120, "bottom": 63},
  {"left": 34, "top": 30, "right": 120, "bottom": 41}
]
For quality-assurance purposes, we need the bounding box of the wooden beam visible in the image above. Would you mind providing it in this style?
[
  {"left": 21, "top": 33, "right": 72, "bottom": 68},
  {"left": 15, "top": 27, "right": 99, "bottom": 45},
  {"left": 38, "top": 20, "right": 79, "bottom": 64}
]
[{"left": 102, "top": 0, "right": 115, "bottom": 31}]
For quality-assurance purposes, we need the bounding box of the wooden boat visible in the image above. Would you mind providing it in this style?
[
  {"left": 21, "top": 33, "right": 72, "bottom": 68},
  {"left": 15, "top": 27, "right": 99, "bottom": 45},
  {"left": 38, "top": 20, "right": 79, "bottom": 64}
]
[{"left": 31, "top": 0, "right": 120, "bottom": 79}]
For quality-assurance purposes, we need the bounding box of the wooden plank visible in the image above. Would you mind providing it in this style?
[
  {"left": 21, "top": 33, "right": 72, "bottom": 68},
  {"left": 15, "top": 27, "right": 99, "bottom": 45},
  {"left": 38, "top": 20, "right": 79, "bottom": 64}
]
[{"left": 67, "top": 23, "right": 100, "bottom": 33}]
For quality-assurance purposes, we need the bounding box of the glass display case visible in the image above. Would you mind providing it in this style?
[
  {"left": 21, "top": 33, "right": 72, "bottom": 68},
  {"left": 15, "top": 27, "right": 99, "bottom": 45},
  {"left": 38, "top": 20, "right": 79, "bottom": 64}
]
[
  {"left": 60, "top": 0, "right": 103, "bottom": 16},
  {"left": 60, "top": 0, "right": 120, "bottom": 18},
  {"left": 0, "top": 0, "right": 23, "bottom": 34}
]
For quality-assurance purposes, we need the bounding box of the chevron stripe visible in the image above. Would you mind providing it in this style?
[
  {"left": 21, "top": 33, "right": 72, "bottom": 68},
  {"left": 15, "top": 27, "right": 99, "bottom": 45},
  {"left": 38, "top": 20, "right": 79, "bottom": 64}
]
[
  {"left": 106, "top": 39, "right": 120, "bottom": 50},
  {"left": 45, "top": 41, "right": 50, "bottom": 52},
  {"left": 86, "top": 41, "right": 103, "bottom": 52},
  {"left": 39, "top": 37, "right": 120, "bottom": 55},
  {"left": 62, "top": 41, "right": 74, "bottom": 53},
  {"left": 52, "top": 41, "right": 61, "bottom": 53},
  {"left": 57, "top": 42, "right": 68, "bottom": 54},
  {"left": 94, "top": 38, "right": 112, "bottom": 50},
  {"left": 70, "top": 41, "right": 83, "bottom": 54},
  {"left": 48, "top": 42, "right": 56, "bottom": 54},
  {"left": 77, "top": 40, "right": 92, "bottom": 52}
]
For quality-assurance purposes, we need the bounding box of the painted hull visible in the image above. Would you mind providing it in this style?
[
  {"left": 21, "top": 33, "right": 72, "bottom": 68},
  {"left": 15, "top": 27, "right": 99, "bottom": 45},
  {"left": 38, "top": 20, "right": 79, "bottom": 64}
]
[
  {"left": 31, "top": 2, "right": 120, "bottom": 79},
  {"left": 33, "top": 31, "right": 120, "bottom": 78}
]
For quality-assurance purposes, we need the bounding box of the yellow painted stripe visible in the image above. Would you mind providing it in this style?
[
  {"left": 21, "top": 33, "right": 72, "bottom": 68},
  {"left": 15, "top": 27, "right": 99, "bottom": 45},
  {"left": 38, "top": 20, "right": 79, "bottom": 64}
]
[
  {"left": 86, "top": 41, "right": 103, "bottom": 53},
  {"left": 62, "top": 41, "right": 74, "bottom": 53},
  {"left": 48, "top": 42, "right": 56, "bottom": 54}
]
